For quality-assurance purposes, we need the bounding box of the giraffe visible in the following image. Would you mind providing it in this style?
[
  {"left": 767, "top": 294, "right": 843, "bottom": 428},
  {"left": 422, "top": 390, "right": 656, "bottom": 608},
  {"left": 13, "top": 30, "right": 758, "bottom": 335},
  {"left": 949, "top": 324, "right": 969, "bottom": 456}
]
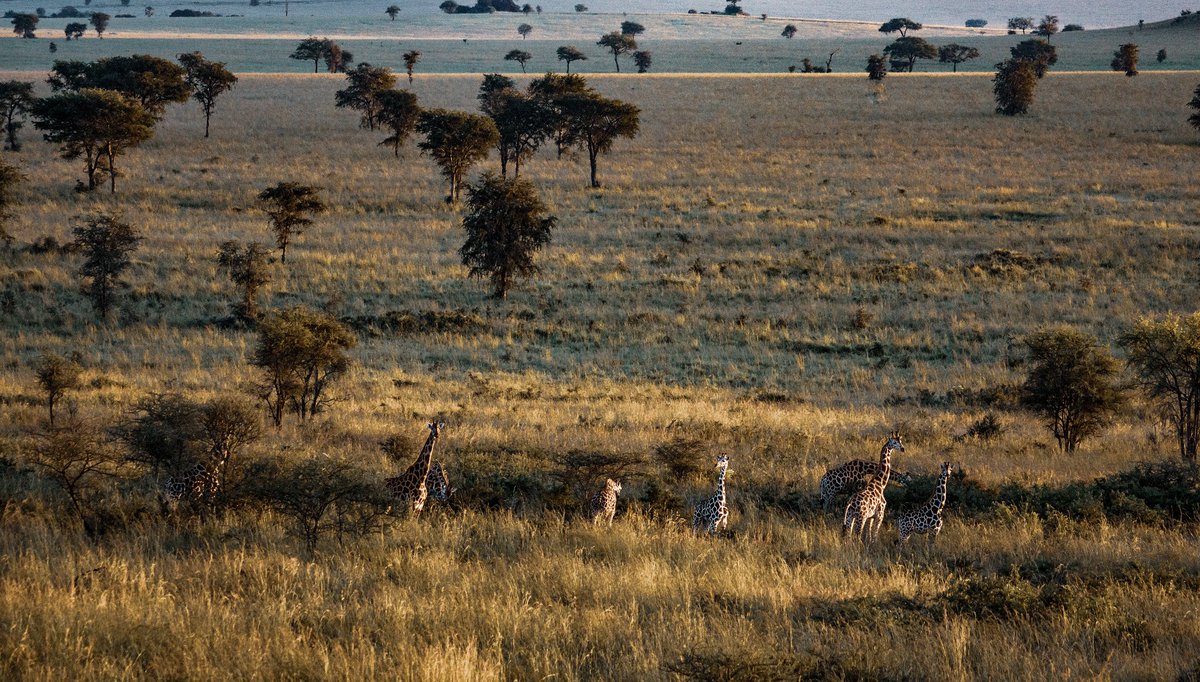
[
  {"left": 842, "top": 432, "right": 904, "bottom": 543},
  {"left": 425, "top": 460, "right": 456, "bottom": 506},
  {"left": 896, "top": 461, "right": 952, "bottom": 546},
  {"left": 162, "top": 446, "right": 234, "bottom": 511},
  {"left": 692, "top": 455, "right": 730, "bottom": 534},
  {"left": 589, "top": 478, "right": 622, "bottom": 526},
  {"left": 385, "top": 421, "right": 443, "bottom": 515},
  {"left": 819, "top": 460, "right": 913, "bottom": 511}
]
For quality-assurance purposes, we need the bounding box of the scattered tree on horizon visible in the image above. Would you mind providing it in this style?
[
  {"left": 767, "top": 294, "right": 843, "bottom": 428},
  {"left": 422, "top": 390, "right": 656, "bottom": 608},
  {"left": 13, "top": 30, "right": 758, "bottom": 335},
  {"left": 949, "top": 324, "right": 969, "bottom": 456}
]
[
  {"left": 48, "top": 55, "right": 192, "bottom": 121},
  {"left": 633, "top": 50, "right": 652, "bottom": 73},
  {"left": 518, "top": 22, "right": 533, "bottom": 39},
  {"left": 334, "top": 62, "right": 397, "bottom": 130},
  {"left": 878, "top": 17, "right": 921, "bottom": 37},
  {"left": 72, "top": 213, "right": 143, "bottom": 319},
  {"left": 1111, "top": 43, "right": 1139, "bottom": 76},
  {"left": 290, "top": 37, "right": 328, "bottom": 73},
  {"left": 416, "top": 109, "right": 499, "bottom": 203},
  {"left": 385, "top": 4, "right": 400, "bottom": 20},
  {"left": 574, "top": 4, "right": 587, "bottom": 12},
  {"left": 178, "top": 52, "right": 238, "bottom": 138},
  {"left": 937, "top": 44, "right": 980, "bottom": 72},
  {"left": 0, "top": 81, "right": 35, "bottom": 151},
  {"left": 216, "top": 240, "right": 273, "bottom": 321},
  {"left": 376, "top": 88, "right": 421, "bottom": 156},
  {"left": 1007, "top": 16, "right": 1033, "bottom": 34},
  {"left": 403, "top": 50, "right": 422, "bottom": 84},
  {"left": 597, "top": 31, "right": 637, "bottom": 73},
  {"left": 1011, "top": 39, "right": 1057, "bottom": 78},
  {"left": 781, "top": 24, "right": 796, "bottom": 39},
  {"left": 557, "top": 45, "right": 587, "bottom": 73},
  {"left": 993, "top": 58, "right": 1038, "bottom": 115},
  {"left": 1035, "top": 15, "right": 1060, "bottom": 40},
  {"left": 32, "top": 89, "right": 156, "bottom": 192},
  {"left": 883, "top": 36, "right": 936, "bottom": 72},
  {"left": 89, "top": 12, "right": 109, "bottom": 38},
  {"left": 1122, "top": 313, "right": 1200, "bottom": 463},
  {"left": 505, "top": 49, "right": 533, "bottom": 73},
  {"left": 256, "top": 182, "right": 326, "bottom": 264},
  {"left": 1021, "top": 327, "right": 1124, "bottom": 453},
  {"left": 620, "top": 20, "right": 644, "bottom": 37},
  {"left": 12, "top": 13, "right": 38, "bottom": 38},
  {"left": 1157, "top": 48, "right": 1167, "bottom": 63},
  {"left": 64, "top": 21, "right": 87, "bottom": 40},
  {"left": 460, "top": 172, "right": 556, "bottom": 299}
]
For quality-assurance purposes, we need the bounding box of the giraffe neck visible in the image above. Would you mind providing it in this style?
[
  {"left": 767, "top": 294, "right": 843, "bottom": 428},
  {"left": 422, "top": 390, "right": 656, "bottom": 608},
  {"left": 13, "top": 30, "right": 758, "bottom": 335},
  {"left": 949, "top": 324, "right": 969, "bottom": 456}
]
[
  {"left": 714, "top": 468, "right": 726, "bottom": 504},
  {"left": 409, "top": 430, "right": 438, "bottom": 479},
  {"left": 873, "top": 446, "right": 891, "bottom": 493},
  {"left": 929, "top": 472, "right": 949, "bottom": 512}
]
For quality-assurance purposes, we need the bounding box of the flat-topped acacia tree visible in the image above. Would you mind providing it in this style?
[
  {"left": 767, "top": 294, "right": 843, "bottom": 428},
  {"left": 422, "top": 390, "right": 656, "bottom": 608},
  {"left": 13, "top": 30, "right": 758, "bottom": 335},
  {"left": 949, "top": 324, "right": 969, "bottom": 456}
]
[
  {"left": 0, "top": 81, "right": 35, "bottom": 151},
  {"left": 596, "top": 32, "right": 636, "bottom": 72},
  {"left": 32, "top": 89, "right": 155, "bottom": 192},
  {"left": 334, "top": 62, "right": 397, "bottom": 130},
  {"left": 556, "top": 46, "right": 587, "bottom": 73},
  {"left": 376, "top": 89, "right": 421, "bottom": 156},
  {"left": 47, "top": 55, "right": 192, "bottom": 121},
  {"left": 558, "top": 91, "right": 640, "bottom": 188}
]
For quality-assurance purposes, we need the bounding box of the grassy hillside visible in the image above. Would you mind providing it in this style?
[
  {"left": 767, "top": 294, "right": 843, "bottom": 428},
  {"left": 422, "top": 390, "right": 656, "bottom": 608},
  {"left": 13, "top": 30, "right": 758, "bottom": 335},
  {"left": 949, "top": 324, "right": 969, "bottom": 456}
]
[{"left": 1, "top": 72, "right": 1200, "bottom": 678}]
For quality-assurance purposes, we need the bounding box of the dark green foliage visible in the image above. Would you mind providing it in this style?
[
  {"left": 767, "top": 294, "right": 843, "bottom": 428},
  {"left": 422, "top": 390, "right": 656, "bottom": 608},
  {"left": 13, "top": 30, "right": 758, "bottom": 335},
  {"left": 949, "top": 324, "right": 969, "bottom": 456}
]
[
  {"left": 64, "top": 21, "right": 86, "bottom": 39},
  {"left": 1035, "top": 14, "right": 1059, "bottom": 40},
  {"left": 32, "top": 89, "right": 155, "bottom": 192},
  {"left": 1158, "top": 49, "right": 1167, "bottom": 63},
  {"left": 866, "top": 54, "right": 887, "bottom": 81},
  {"left": 992, "top": 58, "right": 1039, "bottom": 115},
  {"left": 289, "top": 36, "right": 327, "bottom": 73},
  {"left": 965, "top": 19, "right": 987, "bottom": 28},
  {"left": 883, "top": 36, "right": 937, "bottom": 72},
  {"left": 1020, "top": 327, "right": 1123, "bottom": 452},
  {"left": 11, "top": 13, "right": 38, "bottom": 38},
  {"left": 528, "top": 72, "right": 589, "bottom": 157},
  {"left": 376, "top": 88, "right": 420, "bottom": 156},
  {"left": 117, "top": 392, "right": 206, "bottom": 472},
  {"left": 256, "top": 182, "right": 325, "bottom": 263},
  {"left": 556, "top": 45, "right": 587, "bottom": 73},
  {"left": 938, "top": 44, "right": 980, "bottom": 72},
  {"left": 0, "top": 81, "right": 35, "bottom": 151},
  {"left": 250, "top": 306, "right": 356, "bottom": 427},
  {"left": 416, "top": 108, "right": 498, "bottom": 202},
  {"left": 878, "top": 17, "right": 921, "bottom": 36},
  {"left": 633, "top": 50, "right": 652, "bottom": 73},
  {"left": 403, "top": 50, "right": 421, "bottom": 83},
  {"left": 1121, "top": 314, "right": 1200, "bottom": 462},
  {"left": 385, "top": 4, "right": 399, "bottom": 20},
  {"left": 439, "top": 0, "right": 458, "bottom": 13},
  {"left": 479, "top": 76, "right": 554, "bottom": 178},
  {"left": 334, "top": 62, "right": 397, "bottom": 130},
  {"left": 1010, "top": 39, "right": 1057, "bottom": 77},
  {"left": 0, "top": 155, "right": 22, "bottom": 245},
  {"left": 459, "top": 172, "right": 556, "bottom": 299},
  {"left": 48, "top": 55, "right": 192, "bottom": 120},
  {"left": 216, "top": 240, "right": 272, "bottom": 321},
  {"left": 620, "top": 20, "right": 644, "bottom": 37},
  {"left": 1063, "top": 23, "right": 1084, "bottom": 31},
  {"left": 249, "top": 455, "right": 391, "bottom": 553},
  {"left": 89, "top": 12, "right": 109, "bottom": 37},
  {"left": 504, "top": 49, "right": 532, "bottom": 72},
  {"left": 557, "top": 90, "right": 640, "bottom": 187},
  {"left": 654, "top": 436, "right": 708, "bottom": 480},
  {"left": 517, "top": 22, "right": 532, "bottom": 38},
  {"left": 781, "top": 24, "right": 796, "bottom": 38},
  {"left": 71, "top": 213, "right": 142, "bottom": 318},
  {"left": 596, "top": 31, "right": 636, "bottom": 72},
  {"left": 1111, "top": 43, "right": 1139, "bottom": 76},
  {"left": 178, "top": 52, "right": 238, "bottom": 137},
  {"left": 33, "top": 352, "right": 82, "bottom": 426},
  {"left": 1008, "top": 16, "right": 1033, "bottom": 33}
]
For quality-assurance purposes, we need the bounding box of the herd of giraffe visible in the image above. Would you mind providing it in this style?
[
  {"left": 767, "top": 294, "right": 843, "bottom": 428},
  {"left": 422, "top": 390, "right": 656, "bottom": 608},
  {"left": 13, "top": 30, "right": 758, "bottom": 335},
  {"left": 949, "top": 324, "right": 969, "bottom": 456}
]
[{"left": 164, "top": 421, "right": 951, "bottom": 545}]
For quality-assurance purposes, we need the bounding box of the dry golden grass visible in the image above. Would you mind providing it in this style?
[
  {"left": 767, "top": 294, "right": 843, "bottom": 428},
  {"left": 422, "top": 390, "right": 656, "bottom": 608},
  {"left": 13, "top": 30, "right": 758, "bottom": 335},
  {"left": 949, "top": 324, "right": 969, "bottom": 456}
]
[{"left": 1, "top": 72, "right": 1200, "bottom": 679}]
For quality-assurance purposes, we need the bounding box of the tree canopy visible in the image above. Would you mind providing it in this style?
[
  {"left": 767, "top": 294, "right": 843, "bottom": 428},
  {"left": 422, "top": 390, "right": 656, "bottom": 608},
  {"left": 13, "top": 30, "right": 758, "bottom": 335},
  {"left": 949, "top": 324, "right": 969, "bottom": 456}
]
[
  {"left": 178, "top": 52, "right": 238, "bottom": 138},
  {"left": 556, "top": 46, "right": 587, "bottom": 73},
  {"left": 883, "top": 37, "right": 937, "bottom": 72},
  {"left": 993, "top": 58, "right": 1038, "bottom": 115},
  {"left": 48, "top": 55, "right": 192, "bottom": 120},
  {"left": 937, "top": 44, "right": 980, "bottom": 72},
  {"left": 558, "top": 91, "right": 640, "bottom": 188},
  {"left": 1111, "top": 43, "right": 1139, "bottom": 76},
  {"left": 72, "top": 213, "right": 143, "bottom": 318},
  {"left": 334, "top": 62, "right": 397, "bottom": 130},
  {"left": 1010, "top": 39, "right": 1057, "bottom": 78},
  {"left": 1122, "top": 313, "right": 1200, "bottom": 462},
  {"left": 416, "top": 109, "right": 499, "bottom": 202},
  {"left": 32, "top": 88, "right": 156, "bottom": 192},
  {"left": 11, "top": 13, "right": 38, "bottom": 38},
  {"left": 256, "top": 182, "right": 326, "bottom": 263},
  {"left": 376, "top": 89, "right": 421, "bottom": 156},
  {"left": 504, "top": 49, "right": 533, "bottom": 73},
  {"left": 879, "top": 17, "right": 921, "bottom": 36},
  {"left": 1020, "top": 327, "right": 1123, "bottom": 453},
  {"left": 0, "top": 80, "right": 36, "bottom": 151},
  {"left": 460, "top": 172, "right": 556, "bottom": 299},
  {"left": 597, "top": 32, "right": 637, "bottom": 72}
]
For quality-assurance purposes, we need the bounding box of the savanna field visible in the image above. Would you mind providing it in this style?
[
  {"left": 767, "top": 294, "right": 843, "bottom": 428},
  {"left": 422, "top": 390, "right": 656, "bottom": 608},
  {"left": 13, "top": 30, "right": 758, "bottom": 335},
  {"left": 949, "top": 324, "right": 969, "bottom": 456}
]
[{"left": 3, "top": 29, "right": 1200, "bottom": 680}]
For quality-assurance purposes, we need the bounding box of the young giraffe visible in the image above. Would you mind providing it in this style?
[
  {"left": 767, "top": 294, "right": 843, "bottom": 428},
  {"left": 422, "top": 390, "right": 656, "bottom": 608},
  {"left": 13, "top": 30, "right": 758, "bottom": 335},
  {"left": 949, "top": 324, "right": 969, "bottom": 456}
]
[
  {"left": 692, "top": 455, "right": 730, "bottom": 534},
  {"left": 385, "top": 421, "right": 443, "bottom": 515},
  {"left": 589, "top": 478, "right": 622, "bottom": 526},
  {"left": 425, "top": 460, "right": 456, "bottom": 506},
  {"left": 842, "top": 433, "right": 904, "bottom": 543},
  {"left": 896, "top": 462, "right": 952, "bottom": 546},
  {"left": 819, "top": 460, "right": 913, "bottom": 512}
]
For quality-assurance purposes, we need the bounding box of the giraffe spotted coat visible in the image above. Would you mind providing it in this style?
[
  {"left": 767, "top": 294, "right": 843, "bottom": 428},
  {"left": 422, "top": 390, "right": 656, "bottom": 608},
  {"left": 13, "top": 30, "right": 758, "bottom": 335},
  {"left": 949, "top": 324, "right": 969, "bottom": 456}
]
[
  {"left": 843, "top": 433, "right": 904, "bottom": 542},
  {"left": 692, "top": 456, "right": 730, "bottom": 534},
  {"left": 896, "top": 462, "right": 952, "bottom": 545},
  {"left": 589, "top": 478, "right": 622, "bottom": 526}
]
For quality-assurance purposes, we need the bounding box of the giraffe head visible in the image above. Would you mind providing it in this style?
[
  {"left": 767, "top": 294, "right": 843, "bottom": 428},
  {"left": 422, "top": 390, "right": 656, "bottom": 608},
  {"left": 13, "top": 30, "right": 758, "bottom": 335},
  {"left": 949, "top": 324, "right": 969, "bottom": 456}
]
[
  {"left": 941, "top": 461, "right": 952, "bottom": 477},
  {"left": 715, "top": 455, "right": 730, "bottom": 471},
  {"left": 885, "top": 431, "right": 905, "bottom": 454},
  {"left": 428, "top": 421, "right": 445, "bottom": 437},
  {"left": 606, "top": 478, "right": 622, "bottom": 494}
]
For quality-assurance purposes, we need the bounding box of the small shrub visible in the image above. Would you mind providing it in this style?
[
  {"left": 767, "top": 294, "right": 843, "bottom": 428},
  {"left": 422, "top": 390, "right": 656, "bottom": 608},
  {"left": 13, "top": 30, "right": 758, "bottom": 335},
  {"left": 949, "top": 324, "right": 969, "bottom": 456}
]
[
  {"left": 655, "top": 436, "right": 708, "bottom": 480},
  {"left": 966, "top": 413, "right": 1004, "bottom": 441},
  {"left": 33, "top": 352, "right": 81, "bottom": 426}
]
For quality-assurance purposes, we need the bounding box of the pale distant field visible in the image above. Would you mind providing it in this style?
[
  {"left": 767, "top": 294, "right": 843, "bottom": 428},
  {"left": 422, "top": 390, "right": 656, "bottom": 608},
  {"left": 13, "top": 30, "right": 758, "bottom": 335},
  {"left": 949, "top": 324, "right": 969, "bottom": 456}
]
[{"left": 2, "top": 71, "right": 1200, "bottom": 678}]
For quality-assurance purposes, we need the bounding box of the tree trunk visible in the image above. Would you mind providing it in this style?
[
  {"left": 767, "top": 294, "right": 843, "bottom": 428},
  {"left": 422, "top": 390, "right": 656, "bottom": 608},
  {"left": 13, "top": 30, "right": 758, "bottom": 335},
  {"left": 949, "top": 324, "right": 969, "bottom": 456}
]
[
  {"left": 204, "top": 111, "right": 211, "bottom": 138},
  {"left": 107, "top": 144, "right": 116, "bottom": 193},
  {"left": 613, "top": 53, "right": 620, "bottom": 72},
  {"left": 566, "top": 61, "right": 571, "bottom": 74},
  {"left": 588, "top": 144, "right": 599, "bottom": 188}
]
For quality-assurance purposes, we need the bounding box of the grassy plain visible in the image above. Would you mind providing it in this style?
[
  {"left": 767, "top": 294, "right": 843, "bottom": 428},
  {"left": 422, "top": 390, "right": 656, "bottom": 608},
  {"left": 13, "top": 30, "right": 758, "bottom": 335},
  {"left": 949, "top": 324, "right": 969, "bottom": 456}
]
[{"left": 1, "top": 70, "right": 1200, "bottom": 679}]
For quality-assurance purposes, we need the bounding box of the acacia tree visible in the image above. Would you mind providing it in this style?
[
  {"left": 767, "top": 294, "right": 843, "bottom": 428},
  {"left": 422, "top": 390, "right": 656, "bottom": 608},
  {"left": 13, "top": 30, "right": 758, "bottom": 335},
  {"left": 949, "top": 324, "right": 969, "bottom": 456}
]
[
  {"left": 993, "top": 58, "right": 1038, "bottom": 115},
  {"left": 34, "top": 352, "right": 82, "bottom": 426},
  {"left": 1111, "top": 43, "right": 1139, "bottom": 76},
  {"left": 403, "top": 50, "right": 421, "bottom": 84},
  {"left": 866, "top": 54, "right": 887, "bottom": 81},
  {"left": 781, "top": 24, "right": 797, "bottom": 39},
  {"left": 1021, "top": 327, "right": 1123, "bottom": 453},
  {"left": 518, "top": 22, "right": 533, "bottom": 39},
  {"left": 385, "top": 4, "right": 400, "bottom": 20},
  {"left": 937, "top": 44, "right": 980, "bottom": 72},
  {"left": 290, "top": 37, "right": 327, "bottom": 73},
  {"left": 1011, "top": 39, "right": 1057, "bottom": 78},
  {"left": 322, "top": 42, "right": 353, "bottom": 73},
  {"left": 1157, "top": 49, "right": 1167, "bottom": 63},
  {"left": 1122, "top": 313, "right": 1200, "bottom": 462},
  {"left": 12, "top": 13, "right": 38, "bottom": 38},
  {"left": 48, "top": 55, "right": 192, "bottom": 120},
  {"left": 460, "top": 172, "right": 555, "bottom": 299},
  {"left": 257, "top": 182, "right": 326, "bottom": 264},
  {"left": 1008, "top": 16, "right": 1033, "bottom": 34},
  {"left": 253, "top": 455, "right": 388, "bottom": 553},
  {"left": 528, "top": 72, "right": 589, "bottom": 158},
  {"left": 89, "top": 12, "right": 109, "bottom": 38},
  {"left": 0, "top": 80, "right": 35, "bottom": 151},
  {"left": 879, "top": 17, "right": 921, "bottom": 37},
  {"left": 72, "top": 213, "right": 142, "bottom": 319},
  {"left": 376, "top": 89, "right": 421, "bottom": 156},
  {"left": 1035, "top": 15, "right": 1059, "bottom": 40},
  {"left": 32, "top": 89, "right": 156, "bottom": 192},
  {"left": 251, "top": 306, "right": 356, "bottom": 426},
  {"left": 557, "top": 45, "right": 587, "bottom": 73},
  {"left": 620, "top": 20, "right": 645, "bottom": 37},
  {"left": 633, "top": 50, "right": 652, "bottom": 73},
  {"left": 178, "top": 51, "right": 238, "bottom": 138},
  {"left": 0, "top": 156, "right": 22, "bottom": 246},
  {"left": 416, "top": 109, "right": 499, "bottom": 203},
  {"left": 64, "top": 22, "right": 87, "bottom": 40},
  {"left": 485, "top": 89, "right": 553, "bottom": 177},
  {"left": 597, "top": 31, "right": 636, "bottom": 72},
  {"left": 505, "top": 49, "right": 533, "bottom": 73},
  {"left": 334, "top": 62, "right": 397, "bottom": 130},
  {"left": 559, "top": 91, "right": 640, "bottom": 188},
  {"left": 883, "top": 37, "right": 937, "bottom": 72},
  {"left": 216, "top": 240, "right": 272, "bottom": 321}
]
